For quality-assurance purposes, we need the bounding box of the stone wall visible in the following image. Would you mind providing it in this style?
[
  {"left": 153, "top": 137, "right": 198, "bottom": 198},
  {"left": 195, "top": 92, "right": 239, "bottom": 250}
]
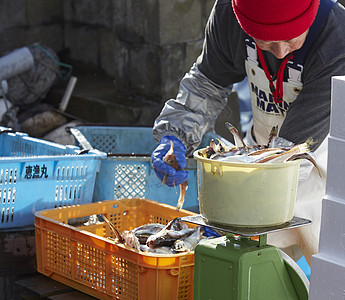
[
  {"left": 0, "top": 0, "right": 215, "bottom": 103},
  {"left": 0, "top": 0, "right": 64, "bottom": 57},
  {"left": 3, "top": 0, "right": 344, "bottom": 106},
  {"left": 63, "top": 0, "right": 215, "bottom": 101}
]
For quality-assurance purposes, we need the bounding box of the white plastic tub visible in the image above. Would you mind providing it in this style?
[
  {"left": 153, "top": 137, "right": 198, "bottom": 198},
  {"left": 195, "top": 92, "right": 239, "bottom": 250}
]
[{"left": 194, "top": 150, "right": 301, "bottom": 227}]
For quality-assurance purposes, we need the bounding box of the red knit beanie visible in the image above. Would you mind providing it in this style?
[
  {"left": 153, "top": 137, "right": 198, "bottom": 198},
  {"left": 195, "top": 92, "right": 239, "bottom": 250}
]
[{"left": 232, "top": 0, "right": 320, "bottom": 41}]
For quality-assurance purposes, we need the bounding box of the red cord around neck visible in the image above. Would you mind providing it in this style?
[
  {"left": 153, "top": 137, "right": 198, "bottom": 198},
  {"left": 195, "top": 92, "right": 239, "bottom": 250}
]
[{"left": 256, "top": 44, "right": 293, "bottom": 104}]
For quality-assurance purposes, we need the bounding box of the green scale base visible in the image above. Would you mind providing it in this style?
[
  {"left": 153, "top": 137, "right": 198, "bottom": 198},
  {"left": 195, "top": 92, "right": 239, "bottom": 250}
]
[
  {"left": 194, "top": 234, "right": 309, "bottom": 300},
  {"left": 181, "top": 215, "right": 311, "bottom": 300}
]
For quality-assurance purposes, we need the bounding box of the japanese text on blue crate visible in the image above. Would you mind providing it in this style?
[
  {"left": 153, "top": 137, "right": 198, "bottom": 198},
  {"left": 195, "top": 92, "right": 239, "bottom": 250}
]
[{"left": 24, "top": 165, "right": 48, "bottom": 179}]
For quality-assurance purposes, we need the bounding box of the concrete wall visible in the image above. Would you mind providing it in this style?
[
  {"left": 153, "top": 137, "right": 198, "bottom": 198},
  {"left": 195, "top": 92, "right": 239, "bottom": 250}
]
[
  {"left": 0, "top": 0, "right": 64, "bottom": 56},
  {"left": 3, "top": 0, "right": 344, "bottom": 105},
  {"left": 63, "top": 0, "right": 215, "bottom": 101},
  {"left": 0, "top": 0, "right": 215, "bottom": 103}
]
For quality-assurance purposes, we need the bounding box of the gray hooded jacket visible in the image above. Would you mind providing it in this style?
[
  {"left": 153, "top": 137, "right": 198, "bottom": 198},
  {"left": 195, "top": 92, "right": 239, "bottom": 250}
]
[{"left": 153, "top": 0, "right": 345, "bottom": 155}]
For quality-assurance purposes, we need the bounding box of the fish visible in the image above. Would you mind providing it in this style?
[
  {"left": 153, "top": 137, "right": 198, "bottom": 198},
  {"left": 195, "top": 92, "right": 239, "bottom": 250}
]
[
  {"left": 122, "top": 223, "right": 170, "bottom": 250},
  {"left": 106, "top": 217, "right": 209, "bottom": 254},
  {"left": 200, "top": 123, "right": 322, "bottom": 176},
  {"left": 215, "top": 138, "right": 226, "bottom": 153},
  {"left": 172, "top": 226, "right": 205, "bottom": 253},
  {"left": 162, "top": 140, "right": 179, "bottom": 185},
  {"left": 146, "top": 217, "right": 194, "bottom": 249},
  {"left": 267, "top": 125, "right": 279, "bottom": 148},
  {"left": 162, "top": 140, "right": 188, "bottom": 211},
  {"left": 248, "top": 147, "right": 283, "bottom": 158},
  {"left": 209, "top": 143, "right": 267, "bottom": 160},
  {"left": 132, "top": 223, "right": 165, "bottom": 244},
  {"left": 146, "top": 227, "right": 195, "bottom": 249},
  {"left": 198, "top": 138, "right": 230, "bottom": 159},
  {"left": 101, "top": 214, "right": 124, "bottom": 243},
  {"left": 101, "top": 215, "right": 205, "bottom": 253},
  {"left": 168, "top": 217, "right": 189, "bottom": 231},
  {"left": 204, "top": 139, "right": 217, "bottom": 158},
  {"left": 209, "top": 139, "right": 217, "bottom": 151},
  {"left": 146, "top": 246, "right": 173, "bottom": 254},
  {"left": 225, "top": 121, "right": 248, "bottom": 149},
  {"left": 286, "top": 152, "right": 322, "bottom": 178},
  {"left": 121, "top": 230, "right": 141, "bottom": 250},
  {"left": 176, "top": 181, "right": 188, "bottom": 211},
  {"left": 102, "top": 215, "right": 145, "bottom": 250},
  {"left": 256, "top": 137, "right": 315, "bottom": 163},
  {"left": 205, "top": 146, "right": 216, "bottom": 158},
  {"left": 84, "top": 214, "right": 101, "bottom": 226}
]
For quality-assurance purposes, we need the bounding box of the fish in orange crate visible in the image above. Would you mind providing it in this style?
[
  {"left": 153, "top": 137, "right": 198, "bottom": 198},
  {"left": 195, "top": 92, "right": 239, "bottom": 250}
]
[
  {"left": 101, "top": 217, "right": 206, "bottom": 254},
  {"left": 172, "top": 226, "right": 205, "bottom": 253},
  {"left": 102, "top": 214, "right": 142, "bottom": 250},
  {"left": 146, "top": 217, "right": 203, "bottom": 252},
  {"left": 162, "top": 140, "right": 188, "bottom": 211}
]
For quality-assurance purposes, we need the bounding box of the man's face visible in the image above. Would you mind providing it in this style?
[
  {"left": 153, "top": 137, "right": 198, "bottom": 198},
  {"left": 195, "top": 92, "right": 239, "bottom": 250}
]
[{"left": 253, "top": 30, "right": 309, "bottom": 59}]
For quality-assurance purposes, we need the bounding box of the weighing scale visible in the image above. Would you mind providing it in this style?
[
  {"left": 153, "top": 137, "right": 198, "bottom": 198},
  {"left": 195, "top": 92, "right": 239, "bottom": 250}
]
[{"left": 181, "top": 215, "right": 312, "bottom": 300}]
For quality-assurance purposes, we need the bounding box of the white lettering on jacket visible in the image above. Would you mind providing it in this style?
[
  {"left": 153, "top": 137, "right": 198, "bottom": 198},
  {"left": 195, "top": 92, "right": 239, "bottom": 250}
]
[{"left": 251, "top": 82, "right": 289, "bottom": 116}]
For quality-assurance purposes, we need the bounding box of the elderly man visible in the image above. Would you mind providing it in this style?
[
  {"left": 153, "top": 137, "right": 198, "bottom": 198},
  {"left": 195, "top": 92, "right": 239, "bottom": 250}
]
[{"left": 151, "top": 0, "right": 345, "bottom": 265}]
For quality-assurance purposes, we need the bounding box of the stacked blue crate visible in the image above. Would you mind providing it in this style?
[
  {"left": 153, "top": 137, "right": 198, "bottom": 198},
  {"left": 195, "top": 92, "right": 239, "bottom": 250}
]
[
  {"left": 0, "top": 127, "right": 106, "bottom": 230},
  {"left": 71, "top": 125, "right": 231, "bottom": 212}
]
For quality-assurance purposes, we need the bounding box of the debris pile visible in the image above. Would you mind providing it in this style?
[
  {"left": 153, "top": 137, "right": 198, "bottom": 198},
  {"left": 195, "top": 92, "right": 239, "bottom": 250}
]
[{"left": 0, "top": 44, "right": 79, "bottom": 144}]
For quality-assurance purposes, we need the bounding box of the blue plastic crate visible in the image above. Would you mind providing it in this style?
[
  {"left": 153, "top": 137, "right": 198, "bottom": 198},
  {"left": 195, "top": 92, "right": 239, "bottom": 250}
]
[
  {"left": 72, "top": 125, "right": 231, "bottom": 212},
  {"left": 0, "top": 127, "right": 106, "bottom": 230},
  {"left": 297, "top": 256, "right": 311, "bottom": 280}
]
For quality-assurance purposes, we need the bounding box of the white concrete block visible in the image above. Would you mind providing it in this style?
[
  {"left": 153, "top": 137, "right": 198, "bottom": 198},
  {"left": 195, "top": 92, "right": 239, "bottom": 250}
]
[
  {"left": 330, "top": 76, "right": 345, "bottom": 139},
  {"left": 325, "top": 136, "right": 345, "bottom": 199},
  {"left": 309, "top": 253, "right": 345, "bottom": 300},
  {"left": 319, "top": 197, "right": 345, "bottom": 260}
]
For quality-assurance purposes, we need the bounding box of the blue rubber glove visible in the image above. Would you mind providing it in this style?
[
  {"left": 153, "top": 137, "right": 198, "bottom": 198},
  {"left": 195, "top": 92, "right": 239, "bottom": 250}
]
[
  {"left": 151, "top": 135, "right": 189, "bottom": 187},
  {"left": 203, "top": 226, "right": 221, "bottom": 238}
]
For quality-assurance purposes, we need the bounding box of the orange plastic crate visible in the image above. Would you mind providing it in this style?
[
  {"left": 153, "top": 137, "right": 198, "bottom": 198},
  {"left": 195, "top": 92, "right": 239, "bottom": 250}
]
[{"left": 35, "top": 198, "right": 196, "bottom": 300}]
